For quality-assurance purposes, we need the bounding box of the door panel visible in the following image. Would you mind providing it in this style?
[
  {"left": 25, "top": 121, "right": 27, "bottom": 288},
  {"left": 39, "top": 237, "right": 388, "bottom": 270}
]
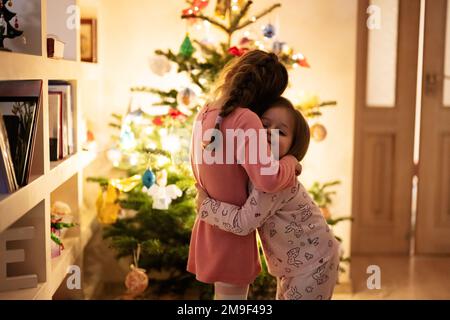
[
  {"left": 416, "top": 0, "right": 450, "bottom": 254},
  {"left": 352, "top": 0, "right": 420, "bottom": 254}
]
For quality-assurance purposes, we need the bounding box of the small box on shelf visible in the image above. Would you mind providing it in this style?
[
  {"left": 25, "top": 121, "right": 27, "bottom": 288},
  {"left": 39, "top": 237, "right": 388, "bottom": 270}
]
[{"left": 47, "top": 36, "right": 65, "bottom": 60}]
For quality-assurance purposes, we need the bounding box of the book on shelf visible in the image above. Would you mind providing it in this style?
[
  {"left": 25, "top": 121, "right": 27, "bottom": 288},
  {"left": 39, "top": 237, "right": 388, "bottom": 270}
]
[
  {"left": 48, "top": 92, "right": 62, "bottom": 161},
  {"left": 0, "top": 80, "right": 42, "bottom": 189},
  {"left": 49, "top": 81, "right": 75, "bottom": 160},
  {"left": 0, "top": 114, "right": 19, "bottom": 194}
]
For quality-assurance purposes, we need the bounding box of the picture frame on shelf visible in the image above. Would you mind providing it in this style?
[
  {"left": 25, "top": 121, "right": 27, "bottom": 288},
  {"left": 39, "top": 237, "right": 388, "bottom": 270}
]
[
  {"left": 80, "top": 18, "right": 97, "bottom": 63},
  {"left": 0, "top": 80, "right": 43, "bottom": 189}
]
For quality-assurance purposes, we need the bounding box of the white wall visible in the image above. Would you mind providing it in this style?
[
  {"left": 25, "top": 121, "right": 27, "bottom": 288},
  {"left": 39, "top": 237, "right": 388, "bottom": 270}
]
[{"left": 97, "top": 0, "right": 358, "bottom": 281}]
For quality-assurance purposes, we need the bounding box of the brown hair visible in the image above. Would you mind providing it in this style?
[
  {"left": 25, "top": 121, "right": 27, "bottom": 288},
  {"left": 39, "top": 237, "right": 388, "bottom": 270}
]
[
  {"left": 268, "top": 97, "right": 310, "bottom": 161},
  {"left": 206, "top": 50, "right": 289, "bottom": 149}
]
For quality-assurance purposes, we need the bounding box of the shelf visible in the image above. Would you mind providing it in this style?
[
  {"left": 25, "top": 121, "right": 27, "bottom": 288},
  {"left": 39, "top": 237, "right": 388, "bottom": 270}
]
[
  {"left": 0, "top": 51, "right": 100, "bottom": 81},
  {"left": 0, "top": 282, "right": 50, "bottom": 300},
  {"left": 49, "top": 237, "right": 81, "bottom": 296},
  {"left": 0, "top": 151, "right": 96, "bottom": 233},
  {"left": 0, "top": 237, "right": 82, "bottom": 300},
  {"left": 0, "top": 174, "right": 45, "bottom": 233}
]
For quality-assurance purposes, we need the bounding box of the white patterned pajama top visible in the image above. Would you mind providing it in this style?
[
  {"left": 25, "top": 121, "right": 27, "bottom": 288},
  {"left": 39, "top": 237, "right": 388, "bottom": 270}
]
[{"left": 199, "top": 181, "right": 341, "bottom": 300}]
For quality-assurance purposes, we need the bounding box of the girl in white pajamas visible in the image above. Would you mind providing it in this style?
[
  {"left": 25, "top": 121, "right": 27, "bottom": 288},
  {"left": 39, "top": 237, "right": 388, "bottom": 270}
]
[{"left": 196, "top": 97, "right": 340, "bottom": 300}]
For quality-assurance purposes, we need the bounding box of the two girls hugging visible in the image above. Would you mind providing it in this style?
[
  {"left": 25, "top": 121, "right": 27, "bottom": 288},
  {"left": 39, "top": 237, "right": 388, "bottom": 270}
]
[{"left": 188, "top": 50, "right": 340, "bottom": 300}]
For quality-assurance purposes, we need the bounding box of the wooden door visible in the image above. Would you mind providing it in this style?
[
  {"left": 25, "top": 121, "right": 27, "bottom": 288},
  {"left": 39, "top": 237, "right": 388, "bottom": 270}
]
[
  {"left": 352, "top": 0, "right": 421, "bottom": 254},
  {"left": 416, "top": 0, "right": 450, "bottom": 254}
]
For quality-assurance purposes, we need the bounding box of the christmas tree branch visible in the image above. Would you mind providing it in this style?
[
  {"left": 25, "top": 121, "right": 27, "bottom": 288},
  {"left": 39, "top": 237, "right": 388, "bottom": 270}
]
[
  {"left": 235, "top": 3, "right": 281, "bottom": 31},
  {"left": 230, "top": 0, "right": 253, "bottom": 31},
  {"left": 181, "top": 14, "right": 229, "bottom": 34}
]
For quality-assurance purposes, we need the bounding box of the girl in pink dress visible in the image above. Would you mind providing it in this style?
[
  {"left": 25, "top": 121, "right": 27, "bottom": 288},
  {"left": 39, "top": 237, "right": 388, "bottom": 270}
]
[
  {"left": 197, "top": 98, "right": 340, "bottom": 300},
  {"left": 188, "top": 51, "right": 301, "bottom": 299}
]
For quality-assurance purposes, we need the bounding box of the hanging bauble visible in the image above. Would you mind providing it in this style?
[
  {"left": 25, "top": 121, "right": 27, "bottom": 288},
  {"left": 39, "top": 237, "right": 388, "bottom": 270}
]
[
  {"left": 152, "top": 116, "right": 164, "bottom": 126},
  {"left": 239, "top": 37, "right": 252, "bottom": 46},
  {"left": 169, "top": 108, "right": 187, "bottom": 120},
  {"left": 262, "top": 24, "right": 276, "bottom": 39},
  {"left": 149, "top": 55, "right": 172, "bottom": 76},
  {"left": 294, "top": 53, "right": 310, "bottom": 68},
  {"left": 8, "top": 0, "right": 12, "bottom": 7},
  {"left": 96, "top": 184, "right": 120, "bottom": 224},
  {"left": 310, "top": 123, "right": 327, "bottom": 142},
  {"left": 111, "top": 175, "right": 142, "bottom": 193},
  {"left": 179, "top": 34, "right": 195, "bottom": 58},
  {"left": 194, "top": 0, "right": 209, "bottom": 10},
  {"left": 214, "top": 0, "right": 228, "bottom": 18},
  {"left": 124, "top": 109, "right": 143, "bottom": 125},
  {"left": 177, "top": 87, "right": 197, "bottom": 112},
  {"left": 125, "top": 265, "right": 148, "bottom": 297},
  {"left": 142, "top": 169, "right": 156, "bottom": 188},
  {"left": 120, "top": 126, "right": 137, "bottom": 150},
  {"left": 228, "top": 46, "right": 248, "bottom": 57},
  {"left": 320, "top": 207, "right": 331, "bottom": 220},
  {"left": 106, "top": 148, "right": 122, "bottom": 166},
  {"left": 272, "top": 41, "right": 286, "bottom": 55}
]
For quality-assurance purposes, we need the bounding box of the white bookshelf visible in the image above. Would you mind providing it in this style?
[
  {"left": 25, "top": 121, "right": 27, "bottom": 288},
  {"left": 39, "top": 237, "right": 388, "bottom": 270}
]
[{"left": 0, "top": 0, "right": 100, "bottom": 300}]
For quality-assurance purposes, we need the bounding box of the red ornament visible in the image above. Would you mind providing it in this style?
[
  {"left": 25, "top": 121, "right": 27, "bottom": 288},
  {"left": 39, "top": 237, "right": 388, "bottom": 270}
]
[
  {"left": 193, "top": 0, "right": 209, "bottom": 10},
  {"left": 239, "top": 37, "right": 251, "bottom": 46},
  {"left": 228, "top": 47, "right": 248, "bottom": 57},
  {"left": 182, "top": 0, "right": 208, "bottom": 17},
  {"left": 297, "top": 57, "right": 310, "bottom": 68},
  {"left": 168, "top": 108, "right": 186, "bottom": 120},
  {"left": 87, "top": 130, "right": 95, "bottom": 142},
  {"left": 182, "top": 7, "right": 195, "bottom": 16},
  {"left": 152, "top": 117, "right": 164, "bottom": 126},
  {"left": 228, "top": 46, "right": 248, "bottom": 57}
]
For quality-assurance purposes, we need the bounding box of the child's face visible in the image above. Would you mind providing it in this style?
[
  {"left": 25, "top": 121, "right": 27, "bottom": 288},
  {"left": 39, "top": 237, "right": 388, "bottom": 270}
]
[{"left": 261, "top": 106, "right": 295, "bottom": 158}]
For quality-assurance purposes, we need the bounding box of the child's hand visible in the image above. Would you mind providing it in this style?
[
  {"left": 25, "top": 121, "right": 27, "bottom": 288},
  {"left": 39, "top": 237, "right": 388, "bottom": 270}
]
[
  {"left": 295, "top": 163, "right": 302, "bottom": 176},
  {"left": 195, "top": 183, "right": 209, "bottom": 212}
]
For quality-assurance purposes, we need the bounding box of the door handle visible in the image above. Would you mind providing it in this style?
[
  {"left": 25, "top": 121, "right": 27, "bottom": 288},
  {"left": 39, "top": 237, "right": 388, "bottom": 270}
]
[
  {"left": 425, "top": 72, "right": 438, "bottom": 95},
  {"left": 424, "top": 72, "right": 450, "bottom": 95}
]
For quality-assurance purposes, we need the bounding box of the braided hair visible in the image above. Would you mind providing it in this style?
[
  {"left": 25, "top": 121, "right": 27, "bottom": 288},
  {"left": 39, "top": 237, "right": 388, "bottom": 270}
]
[{"left": 206, "top": 50, "right": 289, "bottom": 149}]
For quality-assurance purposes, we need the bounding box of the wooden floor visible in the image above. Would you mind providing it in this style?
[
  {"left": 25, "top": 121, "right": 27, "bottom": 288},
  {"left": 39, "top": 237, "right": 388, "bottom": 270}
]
[{"left": 334, "top": 255, "right": 450, "bottom": 300}]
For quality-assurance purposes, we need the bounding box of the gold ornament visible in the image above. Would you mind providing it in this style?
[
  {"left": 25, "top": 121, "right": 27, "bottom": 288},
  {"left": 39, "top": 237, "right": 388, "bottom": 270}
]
[
  {"left": 320, "top": 207, "right": 331, "bottom": 220},
  {"left": 310, "top": 123, "right": 327, "bottom": 142},
  {"left": 124, "top": 244, "right": 148, "bottom": 297},
  {"left": 96, "top": 184, "right": 120, "bottom": 224},
  {"left": 125, "top": 265, "right": 149, "bottom": 296},
  {"left": 214, "top": 0, "right": 229, "bottom": 18},
  {"left": 110, "top": 175, "right": 141, "bottom": 192}
]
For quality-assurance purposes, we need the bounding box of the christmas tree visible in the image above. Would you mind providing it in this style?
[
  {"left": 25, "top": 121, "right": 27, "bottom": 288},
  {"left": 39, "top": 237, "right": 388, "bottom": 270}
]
[
  {"left": 89, "top": 0, "right": 344, "bottom": 299},
  {"left": 0, "top": 0, "right": 23, "bottom": 51}
]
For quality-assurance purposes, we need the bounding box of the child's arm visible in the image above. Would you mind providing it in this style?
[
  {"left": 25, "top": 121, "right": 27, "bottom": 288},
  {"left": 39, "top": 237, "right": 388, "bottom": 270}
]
[
  {"left": 236, "top": 109, "right": 299, "bottom": 193},
  {"left": 197, "top": 184, "right": 295, "bottom": 236}
]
